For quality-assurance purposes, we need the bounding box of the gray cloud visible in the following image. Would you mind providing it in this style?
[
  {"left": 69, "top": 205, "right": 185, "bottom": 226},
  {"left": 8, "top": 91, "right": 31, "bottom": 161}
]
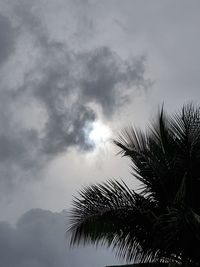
[
  {"left": 0, "top": 8, "right": 149, "bottom": 159},
  {"left": 0, "top": 13, "right": 15, "bottom": 64},
  {"left": 0, "top": 90, "right": 41, "bottom": 193},
  {"left": 0, "top": 1, "right": 150, "bottom": 196},
  {"left": 0, "top": 209, "right": 120, "bottom": 267},
  {"left": 79, "top": 47, "right": 149, "bottom": 115},
  {"left": 42, "top": 103, "right": 96, "bottom": 155},
  {"left": 31, "top": 45, "right": 149, "bottom": 155},
  {"left": 6, "top": 0, "right": 149, "bottom": 156}
]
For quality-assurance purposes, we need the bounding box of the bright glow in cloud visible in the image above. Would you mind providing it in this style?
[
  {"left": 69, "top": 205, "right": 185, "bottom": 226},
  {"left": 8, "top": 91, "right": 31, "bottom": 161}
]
[{"left": 88, "top": 121, "right": 111, "bottom": 148}]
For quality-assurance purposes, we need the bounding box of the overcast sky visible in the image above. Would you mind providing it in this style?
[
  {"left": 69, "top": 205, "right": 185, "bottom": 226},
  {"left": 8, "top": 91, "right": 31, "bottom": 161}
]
[{"left": 0, "top": 0, "right": 200, "bottom": 266}]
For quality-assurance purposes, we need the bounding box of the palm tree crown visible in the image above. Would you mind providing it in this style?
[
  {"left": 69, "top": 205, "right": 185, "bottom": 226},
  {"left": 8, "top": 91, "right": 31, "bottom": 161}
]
[{"left": 69, "top": 104, "right": 200, "bottom": 266}]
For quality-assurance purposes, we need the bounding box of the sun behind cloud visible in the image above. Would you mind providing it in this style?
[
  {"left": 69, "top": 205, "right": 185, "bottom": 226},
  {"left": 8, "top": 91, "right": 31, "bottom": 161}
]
[{"left": 88, "top": 121, "right": 111, "bottom": 149}]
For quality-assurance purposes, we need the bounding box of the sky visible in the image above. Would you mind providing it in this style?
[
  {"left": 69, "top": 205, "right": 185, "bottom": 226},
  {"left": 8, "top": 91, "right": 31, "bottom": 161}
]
[{"left": 0, "top": 0, "right": 200, "bottom": 266}]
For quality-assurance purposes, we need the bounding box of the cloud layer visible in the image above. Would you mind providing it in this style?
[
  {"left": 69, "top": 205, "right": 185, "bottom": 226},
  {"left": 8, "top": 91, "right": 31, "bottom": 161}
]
[
  {"left": 0, "top": 0, "right": 150, "bottom": 193},
  {"left": 0, "top": 208, "right": 120, "bottom": 267}
]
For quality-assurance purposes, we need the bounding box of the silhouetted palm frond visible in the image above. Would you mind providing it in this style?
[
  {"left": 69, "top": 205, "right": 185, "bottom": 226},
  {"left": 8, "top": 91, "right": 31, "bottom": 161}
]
[
  {"left": 69, "top": 179, "right": 160, "bottom": 262},
  {"left": 69, "top": 104, "right": 200, "bottom": 266}
]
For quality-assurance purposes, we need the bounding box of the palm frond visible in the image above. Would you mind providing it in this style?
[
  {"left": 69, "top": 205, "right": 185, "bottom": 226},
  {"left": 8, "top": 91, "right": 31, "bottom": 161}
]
[
  {"left": 69, "top": 103, "right": 200, "bottom": 266},
  {"left": 68, "top": 179, "right": 161, "bottom": 262}
]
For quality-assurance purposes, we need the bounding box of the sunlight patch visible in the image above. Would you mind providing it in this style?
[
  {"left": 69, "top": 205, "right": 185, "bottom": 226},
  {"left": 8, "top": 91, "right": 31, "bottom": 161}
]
[{"left": 88, "top": 121, "right": 111, "bottom": 149}]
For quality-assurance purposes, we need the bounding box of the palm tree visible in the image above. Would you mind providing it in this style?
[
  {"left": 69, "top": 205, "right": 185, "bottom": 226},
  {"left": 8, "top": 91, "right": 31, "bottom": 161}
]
[{"left": 68, "top": 104, "right": 200, "bottom": 267}]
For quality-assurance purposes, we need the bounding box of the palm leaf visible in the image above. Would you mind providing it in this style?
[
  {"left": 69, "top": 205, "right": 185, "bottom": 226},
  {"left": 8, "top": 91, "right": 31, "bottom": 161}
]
[
  {"left": 69, "top": 103, "right": 200, "bottom": 266},
  {"left": 68, "top": 179, "right": 162, "bottom": 262}
]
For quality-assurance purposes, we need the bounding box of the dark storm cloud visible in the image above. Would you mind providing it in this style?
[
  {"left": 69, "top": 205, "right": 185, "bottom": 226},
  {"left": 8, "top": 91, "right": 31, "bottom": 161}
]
[
  {"left": 0, "top": 209, "right": 119, "bottom": 267},
  {"left": 0, "top": 14, "right": 15, "bottom": 64}
]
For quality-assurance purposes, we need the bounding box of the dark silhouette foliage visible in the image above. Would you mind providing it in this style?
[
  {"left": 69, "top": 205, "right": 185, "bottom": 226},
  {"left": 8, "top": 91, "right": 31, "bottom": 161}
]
[{"left": 69, "top": 104, "right": 200, "bottom": 266}]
